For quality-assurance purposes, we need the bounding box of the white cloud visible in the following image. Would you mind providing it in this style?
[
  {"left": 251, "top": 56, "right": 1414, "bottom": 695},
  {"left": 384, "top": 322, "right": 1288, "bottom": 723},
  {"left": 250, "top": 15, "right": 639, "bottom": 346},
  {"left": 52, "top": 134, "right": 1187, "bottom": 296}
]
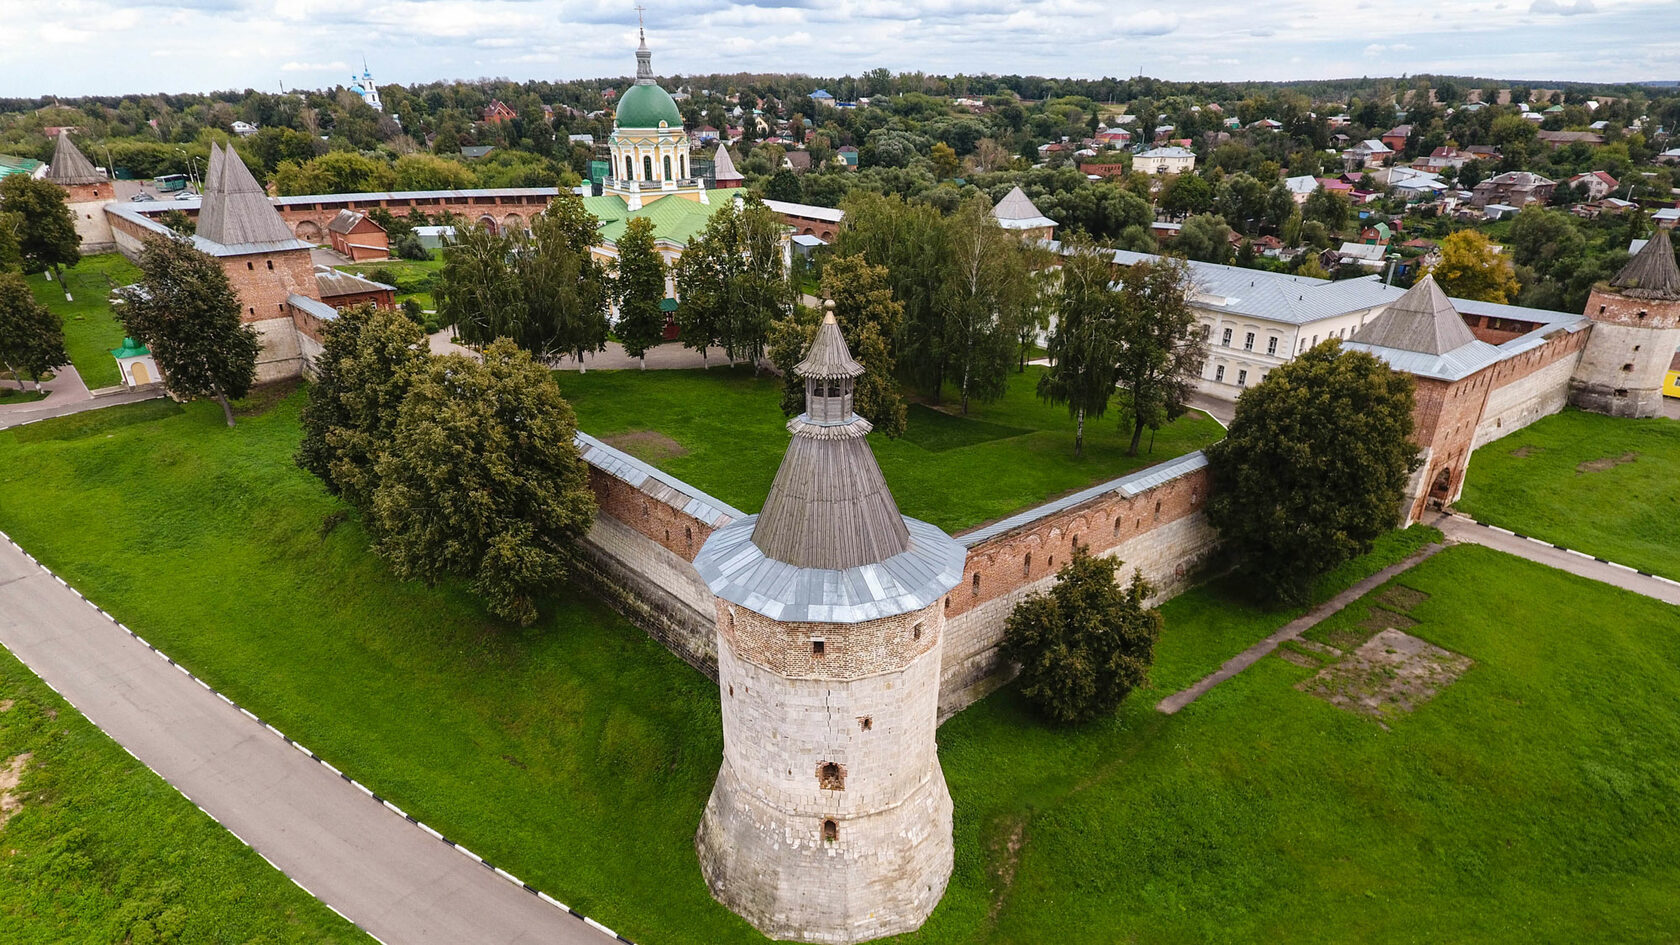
[
  {"left": 1529, "top": 0, "right": 1596, "bottom": 13},
  {"left": 2, "top": 0, "right": 1677, "bottom": 95},
  {"left": 280, "top": 60, "right": 350, "bottom": 72}
]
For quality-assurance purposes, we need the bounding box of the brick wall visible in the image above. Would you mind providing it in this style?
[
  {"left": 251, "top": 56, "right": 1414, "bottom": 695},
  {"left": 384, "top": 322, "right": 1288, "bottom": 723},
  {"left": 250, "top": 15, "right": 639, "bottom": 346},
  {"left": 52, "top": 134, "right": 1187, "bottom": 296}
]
[
  {"left": 1473, "top": 328, "right": 1588, "bottom": 448},
  {"left": 1571, "top": 289, "right": 1680, "bottom": 418}
]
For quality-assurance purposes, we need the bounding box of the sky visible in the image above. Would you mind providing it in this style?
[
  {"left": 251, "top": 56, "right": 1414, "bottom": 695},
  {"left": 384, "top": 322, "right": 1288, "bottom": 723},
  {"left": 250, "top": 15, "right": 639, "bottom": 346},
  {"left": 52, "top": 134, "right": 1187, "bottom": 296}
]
[{"left": 1, "top": 0, "right": 1676, "bottom": 98}]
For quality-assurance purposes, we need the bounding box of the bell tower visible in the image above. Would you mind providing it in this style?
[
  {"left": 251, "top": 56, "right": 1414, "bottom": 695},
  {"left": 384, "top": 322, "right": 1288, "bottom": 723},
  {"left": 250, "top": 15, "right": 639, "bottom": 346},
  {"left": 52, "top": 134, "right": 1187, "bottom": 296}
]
[
  {"left": 692, "top": 305, "right": 966, "bottom": 944},
  {"left": 1570, "top": 228, "right": 1680, "bottom": 418}
]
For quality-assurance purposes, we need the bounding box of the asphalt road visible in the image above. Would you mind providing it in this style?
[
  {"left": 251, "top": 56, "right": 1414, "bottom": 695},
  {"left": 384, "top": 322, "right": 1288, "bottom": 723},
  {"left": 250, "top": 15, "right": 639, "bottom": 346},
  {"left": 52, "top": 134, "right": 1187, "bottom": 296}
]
[{"left": 0, "top": 535, "right": 621, "bottom": 945}]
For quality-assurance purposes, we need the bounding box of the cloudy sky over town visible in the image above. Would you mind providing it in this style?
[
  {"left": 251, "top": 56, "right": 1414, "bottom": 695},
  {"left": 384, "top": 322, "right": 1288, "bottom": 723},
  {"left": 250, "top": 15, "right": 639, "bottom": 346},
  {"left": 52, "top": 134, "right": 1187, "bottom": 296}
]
[{"left": 2, "top": 0, "right": 1676, "bottom": 96}]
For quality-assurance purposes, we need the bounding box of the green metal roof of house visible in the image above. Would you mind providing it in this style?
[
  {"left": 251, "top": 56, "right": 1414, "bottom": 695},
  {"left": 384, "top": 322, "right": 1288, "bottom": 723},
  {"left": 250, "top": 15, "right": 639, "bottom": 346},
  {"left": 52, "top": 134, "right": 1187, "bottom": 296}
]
[
  {"left": 659, "top": 297, "right": 679, "bottom": 312},
  {"left": 110, "top": 337, "right": 150, "bottom": 358},
  {"left": 0, "top": 154, "right": 42, "bottom": 179},
  {"left": 583, "top": 189, "right": 745, "bottom": 248}
]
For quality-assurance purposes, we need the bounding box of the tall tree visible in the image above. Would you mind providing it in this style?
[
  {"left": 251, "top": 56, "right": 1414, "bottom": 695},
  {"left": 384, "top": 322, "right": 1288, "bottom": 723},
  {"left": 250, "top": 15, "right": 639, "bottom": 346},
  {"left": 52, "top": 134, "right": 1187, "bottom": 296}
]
[
  {"left": 946, "top": 193, "right": 1029, "bottom": 413},
  {"left": 612, "top": 216, "right": 666, "bottom": 369},
  {"left": 438, "top": 222, "right": 521, "bottom": 342},
  {"left": 118, "top": 233, "right": 259, "bottom": 427},
  {"left": 1427, "top": 229, "right": 1519, "bottom": 303},
  {"left": 1111, "top": 258, "right": 1207, "bottom": 456},
  {"left": 0, "top": 176, "right": 81, "bottom": 288},
  {"left": 1204, "top": 342, "right": 1419, "bottom": 605},
  {"left": 836, "top": 191, "right": 953, "bottom": 400},
  {"left": 296, "top": 303, "right": 428, "bottom": 511},
  {"left": 1037, "top": 244, "right": 1120, "bottom": 456},
  {"left": 519, "top": 195, "right": 611, "bottom": 367},
  {"left": 673, "top": 196, "right": 788, "bottom": 369},
  {"left": 766, "top": 254, "right": 914, "bottom": 437},
  {"left": 0, "top": 272, "right": 67, "bottom": 390},
  {"left": 1001, "top": 546, "right": 1161, "bottom": 725},
  {"left": 371, "top": 339, "right": 597, "bottom": 626}
]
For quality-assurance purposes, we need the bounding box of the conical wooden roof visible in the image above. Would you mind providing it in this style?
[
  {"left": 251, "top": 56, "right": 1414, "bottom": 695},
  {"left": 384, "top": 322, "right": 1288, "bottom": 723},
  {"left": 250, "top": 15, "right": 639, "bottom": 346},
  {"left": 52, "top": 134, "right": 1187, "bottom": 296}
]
[
  {"left": 751, "top": 307, "right": 910, "bottom": 570},
  {"left": 712, "top": 141, "right": 741, "bottom": 181},
  {"left": 794, "top": 310, "right": 865, "bottom": 378},
  {"left": 1352, "top": 275, "right": 1476, "bottom": 355},
  {"left": 1610, "top": 227, "right": 1680, "bottom": 300},
  {"left": 197, "top": 142, "right": 296, "bottom": 247},
  {"left": 45, "top": 132, "right": 101, "bottom": 185}
]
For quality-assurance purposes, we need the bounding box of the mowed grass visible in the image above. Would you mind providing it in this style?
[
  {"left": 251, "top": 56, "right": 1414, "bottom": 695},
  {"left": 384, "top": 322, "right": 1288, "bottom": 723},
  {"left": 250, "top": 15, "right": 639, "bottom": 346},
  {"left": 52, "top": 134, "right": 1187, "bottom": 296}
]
[
  {"left": 1458, "top": 408, "right": 1680, "bottom": 579},
  {"left": 4, "top": 395, "right": 1678, "bottom": 942},
  {"left": 0, "top": 643, "right": 368, "bottom": 943},
  {"left": 24, "top": 253, "right": 140, "bottom": 390},
  {"left": 938, "top": 543, "right": 1680, "bottom": 943},
  {"left": 553, "top": 366, "right": 1226, "bottom": 533}
]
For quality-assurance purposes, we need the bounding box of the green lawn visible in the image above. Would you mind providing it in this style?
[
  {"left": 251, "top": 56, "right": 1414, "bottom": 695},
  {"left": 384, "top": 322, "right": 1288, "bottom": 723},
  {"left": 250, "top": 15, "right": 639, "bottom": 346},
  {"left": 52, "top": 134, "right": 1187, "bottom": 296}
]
[
  {"left": 0, "top": 387, "right": 47, "bottom": 404},
  {"left": 553, "top": 366, "right": 1226, "bottom": 533},
  {"left": 1457, "top": 408, "right": 1680, "bottom": 580},
  {"left": 3, "top": 395, "right": 1677, "bottom": 942},
  {"left": 0, "top": 638, "right": 368, "bottom": 943},
  {"left": 24, "top": 253, "right": 140, "bottom": 391}
]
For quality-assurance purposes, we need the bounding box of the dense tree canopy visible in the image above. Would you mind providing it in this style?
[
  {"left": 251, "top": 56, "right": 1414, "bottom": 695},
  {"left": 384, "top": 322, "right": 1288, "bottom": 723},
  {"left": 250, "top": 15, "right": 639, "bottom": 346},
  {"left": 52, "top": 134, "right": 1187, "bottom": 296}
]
[
  {"left": 0, "top": 271, "right": 66, "bottom": 389},
  {"left": 118, "top": 233, "right": 259, "bottom": 427},
  {"left": 371, "top": 339, "right": 597, "bottom": 626},
  {"left": 1205, "top": 342, "right": 1420, "bottom": 605},
  {"left": 1002, "top": 547, "right": 1162, "bottom": 725}
]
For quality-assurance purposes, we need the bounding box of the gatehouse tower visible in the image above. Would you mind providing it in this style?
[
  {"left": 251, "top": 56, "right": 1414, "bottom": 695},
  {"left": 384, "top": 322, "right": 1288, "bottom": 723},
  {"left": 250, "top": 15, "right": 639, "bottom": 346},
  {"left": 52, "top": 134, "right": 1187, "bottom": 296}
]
[
  {"left": 693, "top": 306, "right": 966, "bottom": 944},
  {"left": 1569, "top": 228, "right": 1680, "bottom": 418}
]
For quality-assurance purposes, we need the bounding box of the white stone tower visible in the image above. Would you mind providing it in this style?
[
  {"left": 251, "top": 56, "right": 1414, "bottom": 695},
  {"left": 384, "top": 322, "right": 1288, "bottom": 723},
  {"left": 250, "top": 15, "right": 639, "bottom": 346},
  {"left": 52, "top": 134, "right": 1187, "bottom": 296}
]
[
  {"left": 1569, "top": 228, "right": 1680, "bottom": 418},
  {"left": 693, "top": 307, "right": 966, "bottom": 945},
  {"left": 351, "top": 59, "right": 382, "bottom": 113}
]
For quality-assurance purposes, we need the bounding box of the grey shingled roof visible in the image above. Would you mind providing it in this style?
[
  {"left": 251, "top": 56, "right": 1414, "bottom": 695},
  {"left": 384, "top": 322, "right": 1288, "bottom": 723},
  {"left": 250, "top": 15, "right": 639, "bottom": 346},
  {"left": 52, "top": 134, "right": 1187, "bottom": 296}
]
[
  {"left": 993, "top": 186, "right": 1058, "bottom": 230},
  {"left": 794, "top": 311, "right": 865, "bottom": 378},
  {"left": 288, "top": 293, "right": 338, "bottom": 322},
  {"left": 315, "top": 268, "right": 395, "bottom": 298},
  {"left": 1609, "top": 227, "right": 1680, "bottom": 300},
  {"left": 327, "top": 209, "right": 368, "bottom": 235},
  {"left": 695, "top": 514, "right": 965, "bottom": 624},
  {"left": 712, "top": 141, "right": 741, "bottom": 180},
  {"left": 197, "top": 142, "right": 300, "bottom": 247},
  {"left": 750, "top": 432, "right": 912, "bottom": 570},
  {"left": 1349, "top": 275, "right": 1477, "bottom": 355},
  {"left": 45, "top": 132, "right": 101, "bottom": 185}
]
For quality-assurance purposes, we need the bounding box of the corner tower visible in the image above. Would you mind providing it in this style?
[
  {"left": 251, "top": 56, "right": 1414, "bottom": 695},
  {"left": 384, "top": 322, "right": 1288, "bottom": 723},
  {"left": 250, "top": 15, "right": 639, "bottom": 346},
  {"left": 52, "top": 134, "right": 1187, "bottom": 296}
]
[
  {"left": 693, "top": 306, "right": 966, "bottom": 944},
  {"left": 1570, "top": 228, "right": 1680, "bottom": 418},
  {"left": 45, "top": 132, "right": 116, "bottom": 253}
]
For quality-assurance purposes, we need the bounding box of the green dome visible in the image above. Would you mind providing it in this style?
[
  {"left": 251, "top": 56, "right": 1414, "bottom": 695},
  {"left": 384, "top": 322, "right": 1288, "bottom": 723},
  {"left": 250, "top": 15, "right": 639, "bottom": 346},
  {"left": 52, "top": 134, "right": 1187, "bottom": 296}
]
[{"left": 616, "top": 83, "right": 682, "bottom": 130}]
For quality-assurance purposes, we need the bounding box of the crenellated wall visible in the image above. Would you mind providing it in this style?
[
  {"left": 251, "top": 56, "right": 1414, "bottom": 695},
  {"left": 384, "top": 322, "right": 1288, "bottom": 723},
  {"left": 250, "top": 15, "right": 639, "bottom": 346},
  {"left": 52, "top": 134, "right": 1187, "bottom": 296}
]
[{"left": 570, "top": 432, "right": 1220, "bottom": 719}]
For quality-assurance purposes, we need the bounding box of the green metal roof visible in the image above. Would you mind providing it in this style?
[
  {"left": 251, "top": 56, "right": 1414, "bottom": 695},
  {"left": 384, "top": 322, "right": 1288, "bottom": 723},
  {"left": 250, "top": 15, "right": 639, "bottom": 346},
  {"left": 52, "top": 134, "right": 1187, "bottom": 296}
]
[
  {"left": 0, "top": 154, "right": 42, "bottom": 179},
  {"left": 583, "top": 189, "right": 745, "bottom": 248},
  {"left": 615, "top": 83, "right": 682, "bottom": 130},
  {"left": 110, "top": 337, "right": 150, "bottom": 359},
  {"left": 659, "top": 297, "right": 679, "bottom": 312}
]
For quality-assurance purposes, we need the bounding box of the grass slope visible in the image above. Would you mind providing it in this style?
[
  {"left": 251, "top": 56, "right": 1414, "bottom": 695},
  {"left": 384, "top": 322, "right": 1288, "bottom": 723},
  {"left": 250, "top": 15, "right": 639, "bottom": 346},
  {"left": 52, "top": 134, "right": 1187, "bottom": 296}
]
[
  {"left": 1458, "top": 408, "right": 1680, "bottom": 579},
  {"left": 553, "top": 366, "right": 1226, "bottom": 533},
  {"left": 0, "top": 642, "right": 368, "bottom": 943},
  {"left": 24, "top": 254, "right": 140, "bottom": 391},
  {"left": 5, "top": 395, "right": 1679, "bottom": 942}
]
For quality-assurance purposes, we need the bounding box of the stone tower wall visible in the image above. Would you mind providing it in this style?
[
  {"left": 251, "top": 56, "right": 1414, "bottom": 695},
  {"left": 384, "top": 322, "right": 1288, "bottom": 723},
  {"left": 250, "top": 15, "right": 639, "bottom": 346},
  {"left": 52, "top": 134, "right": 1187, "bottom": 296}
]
[
  {"left": 1570, "top": 287, "right": 1680, "bottom": 418},
  {"left": 63, "top": 183, "right": 115, "bottom": 253},
  {"left": 696, "top": 598, "right": 952, "bottom": 944}
]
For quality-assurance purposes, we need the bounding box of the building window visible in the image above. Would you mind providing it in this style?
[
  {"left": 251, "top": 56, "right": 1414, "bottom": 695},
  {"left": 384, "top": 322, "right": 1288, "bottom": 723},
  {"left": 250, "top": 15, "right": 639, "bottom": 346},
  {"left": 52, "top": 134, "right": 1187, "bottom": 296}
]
[
  {"left": 643, "top": 155, "right": 654, "bottom": 179},
  {"left": 246, "top": 261, "right": 253, "bottom": 270},
  {"left": 1244, "top": 332, "right": 1255, "bottom": 351},
  {"left": 822, "top": 819, "right": 838, "bottom": 842},
  {"left": 811, "top": 639, "right": 825, "bottom": 656},
  {"left": 266, "top": 260, "right": 273, "bottom": 270},
  {"left": 1312, "top": 334, "right": 1318, "bottom": 346},
  {"left": 1201, "top": 324, "right": 1211, "bottom": 340},
  {"left": 1215, "top": 365, "right": 1225, "bottom": 383},
  {"left": 1267, "top": 337, "right": 1278, "bottom": 355},
  {"left": 624, "top": 155, "right": 633, "bottom": 179},
  {"left": 664, "top": 154, "right": 673, "bottom": 180},
  {"left": 912, "top": 622, "right": 923, "bottom": 641},
  {"left": 1022, "top": 553, "right": 1032, "bottom": 577},
  {"left": 1221, "top": 328, "right": 1233, "bottom": 347},
  {"left": 972, "top": 573, "right": 981, "bottom": 595},
  {"left": 1237, "top": 369, "right": 1249, "bottom": 387},
  {"left": 859, "top": 716, "right": 872, "bottom": 731},
  {"left": 818, "top": 762, "right": 845, "bottom": 790}
]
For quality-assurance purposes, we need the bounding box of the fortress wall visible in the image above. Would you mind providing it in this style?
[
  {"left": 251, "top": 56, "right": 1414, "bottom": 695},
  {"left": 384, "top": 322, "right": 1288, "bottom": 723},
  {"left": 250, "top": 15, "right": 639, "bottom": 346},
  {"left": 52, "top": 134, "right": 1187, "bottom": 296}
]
[
  {"left": 938, "top": 457, "right": 1218, "bottom": 718},
  {"left": 572, "top": 434, "right": 741, "bottom": 679},
  {"left": 1473, "top": 339, "right": 1584, "bottom": 449},
  {"left": 575, "top": 437, "right": 1222, "bottom": 721}
]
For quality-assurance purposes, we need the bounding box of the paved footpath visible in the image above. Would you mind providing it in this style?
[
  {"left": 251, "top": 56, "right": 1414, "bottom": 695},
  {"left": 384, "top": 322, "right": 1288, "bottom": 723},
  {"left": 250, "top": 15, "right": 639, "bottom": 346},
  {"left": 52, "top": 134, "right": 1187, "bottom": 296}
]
[
  {"left": 1157, "top": 543, "right": 1447, "bottom": 714},
  {"left": 0, "top": 365, "right": 165, "bottom": 431},
  {"left": 1437, "top": 512, "right": 1680, "bottom": 607},
  {"left": 0, "top": 534, "right": 620, "bottom": 945}
]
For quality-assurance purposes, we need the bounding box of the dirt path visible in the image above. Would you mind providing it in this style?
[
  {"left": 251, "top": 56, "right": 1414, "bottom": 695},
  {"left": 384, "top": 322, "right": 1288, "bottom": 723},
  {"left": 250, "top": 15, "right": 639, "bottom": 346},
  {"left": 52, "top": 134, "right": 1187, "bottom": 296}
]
[{"left": 1156, "top": 543, "right": 1448, "bottom": 714}]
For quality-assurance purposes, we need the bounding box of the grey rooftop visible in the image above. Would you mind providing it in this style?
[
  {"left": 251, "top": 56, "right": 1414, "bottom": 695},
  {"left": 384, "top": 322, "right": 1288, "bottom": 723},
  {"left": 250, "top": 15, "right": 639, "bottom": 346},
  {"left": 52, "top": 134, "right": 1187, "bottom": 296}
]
[{"left": 695, "top": 515, "right": 966, "bottom": 624}]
